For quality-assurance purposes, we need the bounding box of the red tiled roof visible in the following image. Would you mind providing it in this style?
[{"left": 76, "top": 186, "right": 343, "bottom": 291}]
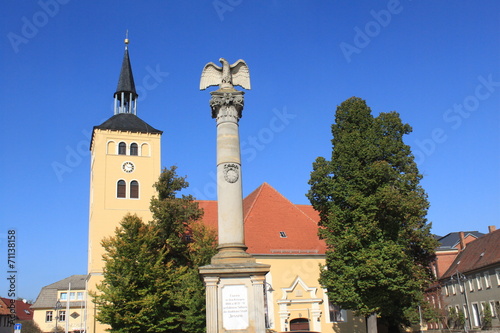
[
  {"left": 197, "top": 200, "right": 218, "bottom": 231},
  {"left": 0, "top": 298, "right": 33, "bottom": 321},
  {"left": 198, "top": 183, "right": 326, "bottom": 255},
  {"left": 0, "top": 298, "right": 9, "bottom": 315},
  {"left": 295, "top": 204, "right": 320, "bottom": 222},
  {"left": 441, "top": 229, "right": 500, "bottom": 279}
]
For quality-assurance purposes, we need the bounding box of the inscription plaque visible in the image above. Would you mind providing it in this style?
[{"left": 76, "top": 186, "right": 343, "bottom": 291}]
[{"left": 222, "top": 285, "right": 249, "bottom": 330}]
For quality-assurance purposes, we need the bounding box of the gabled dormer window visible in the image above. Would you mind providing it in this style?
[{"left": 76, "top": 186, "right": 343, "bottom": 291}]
[{"left": 279, "top": 231, "right": 287, "bottom": 238}]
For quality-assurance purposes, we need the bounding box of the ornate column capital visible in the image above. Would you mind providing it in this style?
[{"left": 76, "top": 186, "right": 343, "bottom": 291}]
[{"left": 210, "top": 90, "right": 245, "bottom": 120}]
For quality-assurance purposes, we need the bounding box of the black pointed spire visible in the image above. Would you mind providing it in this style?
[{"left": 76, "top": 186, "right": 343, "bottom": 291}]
[{"left": 114, "top": 34, "right": 138, "bottom": 115}]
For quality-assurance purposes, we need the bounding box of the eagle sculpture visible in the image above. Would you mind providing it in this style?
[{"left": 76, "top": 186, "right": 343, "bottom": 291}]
[{"left": 200, "top": 58, "right": 251, "bottom": 90}]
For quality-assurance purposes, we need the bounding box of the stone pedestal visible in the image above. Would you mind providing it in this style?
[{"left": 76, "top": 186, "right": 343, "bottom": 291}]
[
  {"left": 200, "top": 264, "right": 270, "bottom": 333},
  {"left": 200, "top": 88, "right": 270, "bottom": 333}
]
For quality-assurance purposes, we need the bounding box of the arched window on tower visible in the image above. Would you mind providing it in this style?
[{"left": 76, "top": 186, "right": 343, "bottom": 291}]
[
  {"left": 130, "top": 181, "right": 139, "bottom": 199},
  {"left": 141, "top": 143, "right": 150, "bottom": 156},
  {"left": 130, "top": 143, "right": 138, "bottom": 156},
  {"left": 118, "top": 142, "right": 126, "bottom": 155},
  {"left": 107, "top": 141, "right": 115, "bottom": 154},
  {"left": 117, "top": 180, "right": 126, "bottom": 198}
]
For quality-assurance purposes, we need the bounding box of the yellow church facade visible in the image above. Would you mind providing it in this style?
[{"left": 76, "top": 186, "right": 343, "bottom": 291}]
[{"left": 84, "top": 41, "right": 367, "bottom": 333}]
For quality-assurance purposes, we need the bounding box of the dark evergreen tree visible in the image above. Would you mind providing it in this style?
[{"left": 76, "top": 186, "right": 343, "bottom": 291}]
[
  {"left": 94, "top": 166, "right": 217, "bottom": 333},
  {"left": 307, "top": 97, "right": 437, "bottom": 331}
]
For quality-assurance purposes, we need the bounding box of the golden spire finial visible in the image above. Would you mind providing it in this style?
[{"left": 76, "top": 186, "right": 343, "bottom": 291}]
[{"left": 124, "top": 30, "right": 129, "bottom": 45}]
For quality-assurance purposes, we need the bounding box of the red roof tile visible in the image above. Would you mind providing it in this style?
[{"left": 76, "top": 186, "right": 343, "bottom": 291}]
[
  {"left": 198, "top": 183, "right": 326, "bottom": 255},
  {"left": 441, "top": 228, "right": 500, "bottom": 279}
]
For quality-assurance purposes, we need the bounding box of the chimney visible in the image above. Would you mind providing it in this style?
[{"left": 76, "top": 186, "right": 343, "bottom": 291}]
[
  {"left": 488, "top": 225, "right": 496, "bottom": 233},
  {"left": 458, "top": 232, "right": 465, "bottom": 250}
]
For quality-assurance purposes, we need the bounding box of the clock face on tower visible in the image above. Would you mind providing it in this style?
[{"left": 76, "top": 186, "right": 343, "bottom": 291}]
[{"left": 122, "top": 161, "right": 135, "bottom": 173}]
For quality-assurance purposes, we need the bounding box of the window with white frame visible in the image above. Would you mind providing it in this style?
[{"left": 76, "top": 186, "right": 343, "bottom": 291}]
[
  {"left": 323, "top": 291, "right": 347, "bottom": 323},
  {"left": 59, "top": 310, "right": 66, "bottom": 322},
  {"left": 476, "top": 274, "right": 482, "bottom": 290},
  {"left": 46, "top": 311, "right": 53, "bottom": 322},
  {"left": 484, "top": 272, "right": 491, "bottom": 288},
  {"left": 463, "top": 304, "right": 468, "bottom": 319},
  {"left": 118, "top": 142, "right": 126, "bottom": 155},
  {"left": 472, "top": 303, "right": 481, "bottom": 327},
  {"left": 468, "top": 278, "right": 474, "bottom": 292},
  {"left": 60, "top": 292, "right": 67, "bottom": 300},
  {"left": 491, "top": 301, "right": 498, "bottom": 318},
  {"left": 69, "top": 292, "right": 76, "bottom": 300},
  {"left": 496, "top": 269, "right": 500, "bottom": 286},
  {"left": 77, "top": 292, "right": 84, "bottom": 300},
  {"left": 329, "top": 303, "right": 346, "bottom": 322},
  {"left": 130, "top": 143, "right": 138, "bottom": 156},
  {"left": 117, "top": 180, "right": 126, "bottom": 198},
  {"left": 130, "top": 180, "right": 139, "bottom": 199}
]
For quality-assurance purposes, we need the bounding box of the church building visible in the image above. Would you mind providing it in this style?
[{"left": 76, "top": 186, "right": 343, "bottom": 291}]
[{"left": 84, "top": 39, "right": 366, "bottom": 333}]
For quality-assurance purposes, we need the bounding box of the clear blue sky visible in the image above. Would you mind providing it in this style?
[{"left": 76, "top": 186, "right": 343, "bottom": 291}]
[{"left": 1, "top": 1, "right": 498, "bottom": 301}]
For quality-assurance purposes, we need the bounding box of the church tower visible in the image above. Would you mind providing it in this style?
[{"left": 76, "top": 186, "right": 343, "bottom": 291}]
[{"left": 86, "top": 38, "right": 162, "bottom": 333}]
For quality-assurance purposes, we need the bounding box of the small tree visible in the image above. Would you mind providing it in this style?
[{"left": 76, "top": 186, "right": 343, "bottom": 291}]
[
  {"left": 420, "top": 301, "right": 441, "bottom": 329},
  {"left": 457, "top": 311, "right": 465, "bottom": 330},
  {"left": 94, "top": 166, "right": 217, "bottom": 333},
  {"left": 447, "top": 307, "right": 458, "bottom": 329},
  {"left": 482, "top": 303, "right": 493, "bottom": 330}
]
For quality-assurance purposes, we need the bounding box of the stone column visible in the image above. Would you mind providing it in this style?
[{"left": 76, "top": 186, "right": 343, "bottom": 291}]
[
  {"left": 199, "top": 68, "right": 270, "bottom": 333},
  {"left": 209, "top": 89, "right": 253, "bottom": 264},
  {"left": 204, "top": 276, "right": 220, "bottom": 333}
]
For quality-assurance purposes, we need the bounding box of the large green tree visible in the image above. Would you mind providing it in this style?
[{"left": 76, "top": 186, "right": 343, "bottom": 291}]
[
  {"left": 307, "top": 97, "right": 437, "bottom": 330},
  {"left": 94, "top": 166, "right": 217, "bottom": 333}
]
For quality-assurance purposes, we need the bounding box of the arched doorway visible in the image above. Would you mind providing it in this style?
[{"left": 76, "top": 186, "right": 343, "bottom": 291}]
[{"left": 289, "top": 318, "right": 309, "bottom": 331}]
